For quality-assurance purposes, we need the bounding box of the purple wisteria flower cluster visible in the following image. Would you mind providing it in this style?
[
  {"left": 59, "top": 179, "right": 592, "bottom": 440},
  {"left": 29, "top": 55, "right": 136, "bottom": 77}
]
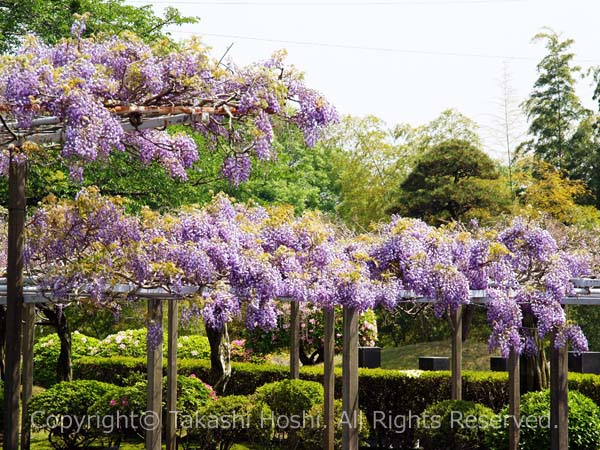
[
  {"left": 368, "top": 216, "right": 590, "bottom": 357},
  {"left": 23, "top": 189, "right": 591, "bottom": 358},
  {"left": 0, "top": 21, "right": 337, "bottom": 183}
]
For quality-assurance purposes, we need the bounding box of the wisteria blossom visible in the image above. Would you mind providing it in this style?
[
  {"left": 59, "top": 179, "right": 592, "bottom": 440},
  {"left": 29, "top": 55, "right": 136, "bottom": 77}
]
[
  {"left": 0, "top": 21, "right": 337, "bottom": 183},
  {"left": 368, "top": 216, "right": 590, "bottom": 357},
  {"left": 22, "top": 189, "right": 591, "bottom": 357}
]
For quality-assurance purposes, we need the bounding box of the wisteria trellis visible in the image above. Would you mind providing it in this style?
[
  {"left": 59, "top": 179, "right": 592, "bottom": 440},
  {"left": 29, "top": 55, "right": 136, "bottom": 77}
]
[
  {"left": 0, "top": 19, "right": 590, "bottom": 450},
  {"left": 23, "top": 188, "right": 591, "bottom": 357},
  {"left": 0, "top": 19, "right": 339, "bottom": 448},
  {"left": 0, "top": 19, "right": 337, "bottom": 182}
]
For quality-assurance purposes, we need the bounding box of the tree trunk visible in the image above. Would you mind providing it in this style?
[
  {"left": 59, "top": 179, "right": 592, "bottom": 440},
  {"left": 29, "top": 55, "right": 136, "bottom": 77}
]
[
  {"left": 56, "top": 311, "right": 72, "bottom": 382},
  {"left": 522, "top": 314, "right": 549, "bottom": 392},
  {"left": 205, "top": 323, "right": 231, "bottom": 394},
  {"left": 39, "top": 304, "right": 73, "bottom": 382},
  {"left": 299, "top": 342, "right": 324, "bottom": 366},
  {"left": 0, "top": 305, "right": 5, "bottom": 380},
  {"left": 461, "top": 305, "right": 476, "bottom": 342}
]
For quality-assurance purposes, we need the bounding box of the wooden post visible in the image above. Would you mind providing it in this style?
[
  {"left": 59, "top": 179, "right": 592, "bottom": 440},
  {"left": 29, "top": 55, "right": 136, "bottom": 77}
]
[
  {"left": 450, "top": 306, "right": 462, "bottom": 400},
  {"left": 4, "top": 152, "right": 27, "bottom": 450},
  {"left": 20, "top": 303, "right": 35, "bottom": 450},
  {"left": 323, "top": 308, "right": 335, "bottom": 450},
  {"left": 146, "top": 299, "right": 163, "bottom": 450},
  {"left": 290, "top": 301, "right": 300, "bottom": 379},
  {"left": 166, "top": 301, "right": 178, "bottom": 450},
  {"left": 342, "top": 307, "right": 359, "bottom": 450},
  {"left": 508, "top": 350, "right": 520, "bottom": 450},
  {"left": 550, "top": 334, "right": 568, "bottom": 450}
]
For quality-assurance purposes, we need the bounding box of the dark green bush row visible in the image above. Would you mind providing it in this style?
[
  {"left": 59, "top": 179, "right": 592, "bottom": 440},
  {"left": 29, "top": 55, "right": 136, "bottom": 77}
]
[
  {"left": 568, "top": 372, "right": 600, "bottom": 406},
  {"left": 74, "top": 358, "right": 512, "bottom": 409},
  {"left": 415, "top": 392, "right": 600, "bottom": 450},
  {"left": 73, "top": 358, "right": 507, "bottom": 448},
  {"left": 73, "top": 357, "right": 600, "bottom": 449},
  {"left": 29, "top": 376, "right": 216, "bottom": 450}
]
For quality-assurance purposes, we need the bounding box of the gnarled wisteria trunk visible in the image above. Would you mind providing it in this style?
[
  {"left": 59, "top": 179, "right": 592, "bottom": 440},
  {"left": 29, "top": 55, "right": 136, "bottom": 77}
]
[
  {"left": 39, "top": 304, "right": 73, "bottom": 382},
  {"left": 205, "top": 323, "right": 231, "bottom": 394}
]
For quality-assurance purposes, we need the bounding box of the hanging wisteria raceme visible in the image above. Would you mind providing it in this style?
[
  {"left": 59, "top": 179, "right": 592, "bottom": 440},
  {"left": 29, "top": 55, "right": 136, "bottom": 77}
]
[
  {"left": 369, "top": 217, "right": 473, "bottom": 316},
  {"left": 368, "top": 216, "right": 590, "bottom": 357},
  {"left": 25, "top": 187, "right": 142, "bottom": 303},
  {"left": 0, "top": 20, "right": 337, "bottom": 183},
  {"left": 488, "top": 218, "right": 590, "bottom": 356},
  {"left": 23, "top": 189, "right": 396, "bottom": 332},
  {"left": 23, "top": 189, "right": 591, "bottom": 356}
]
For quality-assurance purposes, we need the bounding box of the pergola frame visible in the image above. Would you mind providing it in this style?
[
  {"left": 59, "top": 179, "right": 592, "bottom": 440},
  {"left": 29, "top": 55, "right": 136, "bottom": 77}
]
[
  {"left": 0, "top": 104, "right": 239, "bottom": 450},
  {"left": 2, "top": 104, "right": 599, "bottom": 450},
  {"left": 3, "top": 281, "right": 600, "bottom": 450}
]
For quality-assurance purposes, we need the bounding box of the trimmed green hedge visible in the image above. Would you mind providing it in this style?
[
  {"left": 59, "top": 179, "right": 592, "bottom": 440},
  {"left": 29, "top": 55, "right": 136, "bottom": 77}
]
[
  {"left": 73, "top": 357, "right": 600, "bottom": 449},
  {"left": 568, "top": 372, "right": 600, "bottom": 406},
  {"left": 486, "top": 390, "right": 600, "bottom": 450}
]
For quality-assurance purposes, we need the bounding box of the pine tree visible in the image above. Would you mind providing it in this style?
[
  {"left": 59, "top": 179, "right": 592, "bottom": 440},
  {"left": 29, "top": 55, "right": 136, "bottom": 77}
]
[{"left": 520, "top": 28, "right": 587, "bottom": 171}]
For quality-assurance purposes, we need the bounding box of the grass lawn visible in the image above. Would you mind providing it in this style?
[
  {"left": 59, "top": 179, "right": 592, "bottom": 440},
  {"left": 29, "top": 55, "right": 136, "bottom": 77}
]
[
  {"left": 270, "top": 339, "right": 497, "bottom": 371},
  {"left": 30, "top": 432, "right": 260, "bottom": 450},
  {"left": 381, "top": 338, "right": 497, "bottom": 371}
]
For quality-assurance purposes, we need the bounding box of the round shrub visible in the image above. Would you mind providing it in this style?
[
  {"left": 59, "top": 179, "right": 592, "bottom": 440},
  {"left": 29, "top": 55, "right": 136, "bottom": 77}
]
[
  {"left": 177, "top": 334, "right": 211, "bottom": 359},
  {"left": 486, "top": 390, "right": 600, "bottom": 450},
  {"left": 254, "top": 379, "right": 324, "bottom": 418},
  {"left": 169, "top": 374, "right": 217, "bottom": 417},
  {"left": 182, "top": 395, "right": 273, "bottom": 450},
  {"left": 29, "top": 379, "right": 115, "bottom": 449},
  {"left": 416, "top": 400, "right": 496, "bottom": 450},
  {"left": 91, "top": 375, "right": 216, "bottom": 438},
  {"left": 298, "top": 399, "right": 370, "bottom": 450},
  {"left": 254, "top": 379, "right": 324, "bottom": 447},
  {"left": 91, "top": 381, "right": 149, "bottom": 438},
  {"left": 33, "top": 331, "right": 100, "bottom": 387}
]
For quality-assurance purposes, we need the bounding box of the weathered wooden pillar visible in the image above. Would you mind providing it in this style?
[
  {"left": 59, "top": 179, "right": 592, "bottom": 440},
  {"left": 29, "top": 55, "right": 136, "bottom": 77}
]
[
  {"left": 146, "top": 299, "right": 163, "bottom": 450},
  {"left": 290, "top": 301, "right": 300, "bottom": 379},
  {"left": 508, "top": 350, "right": 520, "bottom": 450},
  {"left": 4, "top": 152, "right": 27, "bottom": 450},
  {"left": 550, "top": 334, "right": 568, "bottom": 450},
  {"left": 342, "top": 306, "right": 359, "bottom": 450},
  {"left": 323, "top": 308, "right": 335, "bottom": 450},
  {"left": 20, "top": 303, "right": 35, "bottom": 450},
  {"left": 450, "top": 306, "right": 463, "bottom": 400},
  {"left": 166, "top": 301, "right": 178, "bottom": 450}
]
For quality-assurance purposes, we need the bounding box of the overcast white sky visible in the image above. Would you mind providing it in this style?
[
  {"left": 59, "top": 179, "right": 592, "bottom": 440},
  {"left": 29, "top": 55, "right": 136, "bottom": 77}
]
[{"left": 126, "top": 0, "right": 599, "bottom": 160}]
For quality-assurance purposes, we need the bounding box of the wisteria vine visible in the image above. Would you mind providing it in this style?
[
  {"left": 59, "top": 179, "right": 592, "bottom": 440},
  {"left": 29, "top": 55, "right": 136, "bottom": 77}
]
[
  {"left": 21, "top": 189, "right": 591, "bottom": 357},
  {"left": 0, "top": 20, "right": 338, "bottom": 183}
]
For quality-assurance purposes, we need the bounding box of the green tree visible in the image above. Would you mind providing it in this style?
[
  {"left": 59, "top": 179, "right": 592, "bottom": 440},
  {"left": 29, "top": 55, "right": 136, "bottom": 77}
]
[
  {"left": 319, "top": 115, "right": 411, "bottom": 229},
  {"left": 512, "top": 158, "right": 600, "bottom": 227},
  {"left": 566, "top": 114, "right": 600, "bottom": 206},
  {"left": 221, "top": 119, "right": 339, "bottom": 215},
  {"left": 520, "top": 28, "right": 588, "bottom": 171},
  {"left": 394, "top": 108, "right": 483, "bottom": 160},
  {"left": 0, "top": 0, "right": 196, "bottom": 53},
  {"left": 0, "top": 120, "right": 339, "bottom": 216},
  {"left": 391, "top": 139, "right": 511, "bottom": 225}
]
